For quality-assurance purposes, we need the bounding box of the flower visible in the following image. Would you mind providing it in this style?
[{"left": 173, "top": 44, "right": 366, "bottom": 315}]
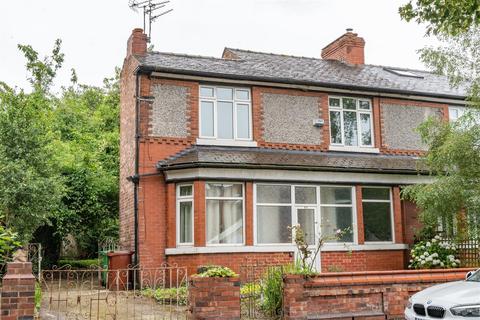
[{"left": 426, "top": 242, "right": 432, "bottom": 247}]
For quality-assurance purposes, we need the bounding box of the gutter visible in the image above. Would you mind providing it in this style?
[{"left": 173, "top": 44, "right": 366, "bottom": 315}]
[{"left": 156, "top": 161, "right": 430, "bottom": 176}]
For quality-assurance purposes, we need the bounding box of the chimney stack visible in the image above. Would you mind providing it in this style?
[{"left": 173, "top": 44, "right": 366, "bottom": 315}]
[
  {"left": 127, "top": 28, "right": 148, "bottom": 56},
  {"left": 321, "top": 29, "right": 365, "bottom": 65}
]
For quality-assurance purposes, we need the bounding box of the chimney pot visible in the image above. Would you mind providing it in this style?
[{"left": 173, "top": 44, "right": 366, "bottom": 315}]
[{"left": 321, "top": 30, "right": 365, "bottom": 65}]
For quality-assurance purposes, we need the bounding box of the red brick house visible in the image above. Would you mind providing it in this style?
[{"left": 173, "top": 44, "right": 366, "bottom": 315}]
[{"left": 119, "top": 28, "right": 468, "bottom": 275}]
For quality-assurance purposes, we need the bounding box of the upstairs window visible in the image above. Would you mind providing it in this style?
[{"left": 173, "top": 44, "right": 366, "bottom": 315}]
[
  {"left": 329, "top": 97, "right": 374, "bottom": 148},
  {"left": 199, "top": 86, "right": 252, "bottom": 141}
]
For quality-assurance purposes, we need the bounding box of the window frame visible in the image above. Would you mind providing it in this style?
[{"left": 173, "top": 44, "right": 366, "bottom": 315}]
[
  {"left": 176, "top": 183, "right": 194, "bottom": 247},
  {"left": 199, "top": 85, "right": 253, "bottom": 142},
  {"left": 253, "top": 183, "right": 358, "bottom": 246},
  {"left": 361, "top": 186, "right": 395, "bottom": 244},
  {"left": 205, "top": 181, "right": 246, "bottom": 247},
  {"left": 328, "top": 96, "right": 375, "bottom": 149}
]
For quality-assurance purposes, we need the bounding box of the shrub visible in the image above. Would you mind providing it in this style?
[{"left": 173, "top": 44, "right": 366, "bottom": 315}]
[
  {"left": 240, "top": 282, "right": 261, "bottom": 297},
  {"left": 142, "top": 286, "right": 187, "bottom": 305},
  {"left": 261, "top": 267, "right": 284, "bottom": 316},
  {"left": 197, "top": 265, "right": 237, "bottom": 278},
  {"left": 409, "top": 235, "right": 460, "bottom": 269},
  {"left": 35, "top": 282, "right": 42, "bottom": 311},
  {"left": 57, "top": 258, "right": 100, "bottom": 269}
]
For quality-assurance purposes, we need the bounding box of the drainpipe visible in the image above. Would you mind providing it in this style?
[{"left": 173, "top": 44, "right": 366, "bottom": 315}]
[{"left": 133, "top": 70, "right": 141, "bottom": 267}]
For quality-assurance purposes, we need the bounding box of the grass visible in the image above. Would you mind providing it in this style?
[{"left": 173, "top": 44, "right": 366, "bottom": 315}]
[
  {"left": 141, "top": 286, "right": 188, "bottom": 306},
  {"left": 35, "top": 281, "right": 42, "bottom": 311}
]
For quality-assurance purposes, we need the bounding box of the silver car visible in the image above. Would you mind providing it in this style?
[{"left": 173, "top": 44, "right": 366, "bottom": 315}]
[{"left": 405, "top": 269, "right": 480, "bottom": 319}]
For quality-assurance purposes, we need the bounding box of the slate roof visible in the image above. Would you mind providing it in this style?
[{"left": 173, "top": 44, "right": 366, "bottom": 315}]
[
  {"left": 137, "top": 48, "right": 468, "bottom": 99},
  {"left": 156, "top": 146, "right": 427, "bottom": 174}
]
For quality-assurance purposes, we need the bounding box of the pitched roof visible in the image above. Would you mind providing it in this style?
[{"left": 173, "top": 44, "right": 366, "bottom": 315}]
[
  {"left": 156, "top": 145, "right": 427, "bottom": 174},
  {"left": 137, "top": 47, "right": 468, "bottom": 99}
]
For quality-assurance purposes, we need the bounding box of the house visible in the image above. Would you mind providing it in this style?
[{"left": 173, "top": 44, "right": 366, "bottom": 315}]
[{"left": 119, "top": 28, "right": 468, "bottom": 275}]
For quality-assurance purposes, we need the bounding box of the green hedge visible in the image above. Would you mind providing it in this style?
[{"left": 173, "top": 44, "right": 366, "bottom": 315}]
[{"left": 57, "top": 258, "right": 100, "bottom": 269}]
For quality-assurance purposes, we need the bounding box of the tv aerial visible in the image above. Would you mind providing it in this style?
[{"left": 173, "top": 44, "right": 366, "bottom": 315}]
[{"left": 129, "top": 0, "right": 173, "bottom": 42}]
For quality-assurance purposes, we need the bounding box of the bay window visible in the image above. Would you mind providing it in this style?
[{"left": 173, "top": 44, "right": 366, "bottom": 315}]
[
  {"left": 329, "top": 96, "right": 374, "bottom": 148},
  {"left": 319, "top": 186, "right": 354, "bottom": 243},
  {"left": 362, "top": 187, "right": 393, "bottom": 242},
  {"left": 199, "top": 86, "right": 252, "bottom": 141},
  {"left": 177, "top": 184, "right": 193, "bottom": 245},
  {"left": 206, "top": 183, "right": 244, "bottom": 244},
  {"left": 256, "top": 184, "right": 293, "bottom": 244}
]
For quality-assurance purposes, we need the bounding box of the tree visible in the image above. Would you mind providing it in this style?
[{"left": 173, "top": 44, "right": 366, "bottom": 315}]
[
  {"left": 399, "top": 0, "right": 480, "bottom": 36},
  {"left": 400, "top": 2, "right": 480, "bottom": 238}
]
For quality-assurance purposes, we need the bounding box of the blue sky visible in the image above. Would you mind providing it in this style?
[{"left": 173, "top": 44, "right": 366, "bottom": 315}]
[{"left": 0, "top": 0, "right": 438, "bottom": 91}]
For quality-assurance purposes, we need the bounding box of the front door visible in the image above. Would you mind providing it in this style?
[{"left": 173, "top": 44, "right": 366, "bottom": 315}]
[{"left": 295, "top": 207, "right": 320, "bottom": 272}]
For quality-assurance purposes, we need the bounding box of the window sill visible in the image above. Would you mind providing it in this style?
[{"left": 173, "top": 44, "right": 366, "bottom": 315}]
[
  {"left": 165, "top": 243, "right": 408, "bottom": 255},
  {"left": 329, "top": 145, "right": 380, "bottom": 154},
  {"left": 196, "top": 138, "right": 258, "bottom": 147}
]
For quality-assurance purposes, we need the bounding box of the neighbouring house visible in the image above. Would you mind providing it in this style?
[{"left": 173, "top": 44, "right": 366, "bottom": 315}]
[{"left": 119, "top": 28, "right": 469, "bottom": 275}]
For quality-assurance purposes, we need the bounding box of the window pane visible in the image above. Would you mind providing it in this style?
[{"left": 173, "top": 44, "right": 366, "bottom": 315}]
[
  {"left": 295, "top": 187, "right": 317, "bottom": 204},
  {"left": 360, "top": 113, "right": 372, "bottom": 146},
  {"left": 342, "top": 98, "right": 356, "bottom": 110},
  {"left": 330, "top": 111, "right": 342, "bottom": 144},
  {"left": 363, "top": 202, "right": 392, "bottom": 242},
  {"left": 207, "top": 199, "right": 243, "bottom": 244},
  {"left": 200, "top": 101, "right": 214, "bottom": 136},
  {"left": 236, "top": 104, "right": 250, "bottom": 139},
  {"left": 359, "top": 100, "right": 371, "bottom": 110},
  {"left": 200, "top": 87, "right": 214, "bottom": 98},
  {"left": 217, "top": 101, "right": 234, "bottom": 139},
  {"left": 297, "top": 208, "right": 315, "bottom": 245},
  {"left": 320, "top": 187, "right": 352, "bottom": 205},
  {"left": 256, "top": 206, "right": 292, "bottom": 243},
  {"left": 236, "top": 90, "right": 250, "bottom": 100},
  {"left": 329, "top": 97, "right": 340, "bottom": 107},
  {"left": 179, "top": 202, "right": 193, "bottom": 243},
  {"left": 257, "top": 185, "right": 291, "bottom": 204},
  {"left": 343, "top": 111, "right": 358, "bottom": 146},
  {"left": 320, "top": 207, "right": 353, "bottom": 242},
  {"left": 362, "top": 188, "right": 390, "bottom": 200},
  {"left": 206, "top": 183, "right": 243, "bottom": 198},
  {"left": 179, "top": 185, "right": 193, "bottom": 197},
  {"left": 217, "top": 87, "right": 233, "bottom": 100}
]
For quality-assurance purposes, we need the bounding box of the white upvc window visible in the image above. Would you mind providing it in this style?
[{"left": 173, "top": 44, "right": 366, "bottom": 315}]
[
  {"left": 177, "top": 184, "right": 194, "bottom": 246},
  {"left": 449, "top": 106, "right": 466, "bottom": 122},
  {"left": 206, "top": 182, "right": 244, "bottom": 245},
  {"left": 328, "top": 96, "right": 374, "bottom": 149},
  {"left": 254, "top": 184, "right": 356, "bottom": 245},
  {"left": 361, "top": 187, "right": 394, "bottom": 243},
  {"left": 199, "top": 86, "right": 252, "bottom": 141}
]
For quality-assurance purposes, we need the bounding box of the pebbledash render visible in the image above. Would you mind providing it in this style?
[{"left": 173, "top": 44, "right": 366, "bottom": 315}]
[{"left": 119, "top": 28, "right": 468, "bottom": 275}]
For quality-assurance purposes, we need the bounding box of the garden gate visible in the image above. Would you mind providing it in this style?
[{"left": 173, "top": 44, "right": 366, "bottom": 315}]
[{"left": 39, "top": 264, "right": 188, "bottom": 319}]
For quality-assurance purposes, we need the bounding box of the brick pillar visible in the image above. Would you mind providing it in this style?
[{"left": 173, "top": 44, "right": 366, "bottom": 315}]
[
  {"left": 1, "top": 262, "right": 36, "bottom": 320},
  {"left": 282, "top": 275, "right": 308, "bottom": 320},
  {"left": 188, "top": 276, "right": 240, "bottom": 320}
]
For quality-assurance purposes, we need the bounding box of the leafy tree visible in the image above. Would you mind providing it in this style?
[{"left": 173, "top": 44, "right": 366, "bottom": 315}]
[
  {"left": 52, "top": 71, "right": 120, "bottom": 256},
  {"left": 399, "top": 0, "right": 480, "bottom": 36},
  {"left": 0, "top": 41, "right": 65, "bottom": 242},
  {"left": 400, "top": 2, "right": 480, "bottom": 238}
]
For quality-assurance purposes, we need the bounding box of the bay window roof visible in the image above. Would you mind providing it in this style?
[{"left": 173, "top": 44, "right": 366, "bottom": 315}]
[{"left": 156, "top": 146, "right": 427, "bottom": 174}]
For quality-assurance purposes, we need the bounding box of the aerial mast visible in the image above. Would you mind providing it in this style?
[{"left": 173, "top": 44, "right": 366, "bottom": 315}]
[{"left": 128, "top": 0, "right": 173, "bottom": 42}]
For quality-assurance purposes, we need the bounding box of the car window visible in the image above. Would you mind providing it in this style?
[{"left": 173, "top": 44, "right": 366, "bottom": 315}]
[{"left": 467, "top": 269, "right": 480, "bottom": 282}]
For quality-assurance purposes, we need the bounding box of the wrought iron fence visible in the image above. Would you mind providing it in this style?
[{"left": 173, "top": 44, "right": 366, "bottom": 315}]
[
  {"left": 240, "top": 264, "right": 285, "bottom": 319},
  {"left": 27, "top": 242, "right": 43, "bottom": 279},
  {"left": 39, "top": 263, "right": 188, "bottom": 320}
]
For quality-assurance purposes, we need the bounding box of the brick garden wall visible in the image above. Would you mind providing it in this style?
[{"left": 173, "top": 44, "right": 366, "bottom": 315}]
[
  {"left": 188, "top": 276, "right": 240, "bottom": 320},
  {"left": 283, "top": 268, "right": 471, "bottom": 320}
]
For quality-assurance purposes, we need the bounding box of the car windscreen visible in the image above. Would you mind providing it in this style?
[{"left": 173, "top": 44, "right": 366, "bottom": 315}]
[{"left": 467, "top": 270, "right": 480, "bottom": 282}]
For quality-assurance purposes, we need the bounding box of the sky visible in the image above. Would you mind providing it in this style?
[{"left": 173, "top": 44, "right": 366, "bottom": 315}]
[{"left": 0, "top": 0, "right": 439, "bottom": 91}]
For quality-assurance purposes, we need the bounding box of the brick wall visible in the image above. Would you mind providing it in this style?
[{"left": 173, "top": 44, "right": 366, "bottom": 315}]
[
  {"left": 168, "top": 252, "right": 293, "bottom": 277},
  {"left": 283, "top": 268, "right": 471, "bottom": 320},
  {"left": 1, "top": 262, "right": 36, "bottom": 320},
  {"left": 188, "top": 276, "right": 240, "bottom": 320},
  {"left": 321, "top": 250, "right": 406, "bottom": 272}
]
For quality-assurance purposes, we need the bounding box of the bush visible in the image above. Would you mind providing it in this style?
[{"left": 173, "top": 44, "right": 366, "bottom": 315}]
[
  {"left": 142, "top": 286, "right": 187, "bottom": 305},
  {"left": 57, "top": 258, "right": 100, "bottom": 269},
  {"left": 261, "top": 267, "right": 284, "bottom": 316},
  {"left": 197, "top": 266, "right": 237, "bottom": 278},
  {"left": 240, "top": 282, "right": 261, "bottom": 297},
  {"left": 409, "top": 235, "right": 460, "bottom": 269},
  {"left": 0, "top": 220, "right": 22, "bottom": 276}
]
